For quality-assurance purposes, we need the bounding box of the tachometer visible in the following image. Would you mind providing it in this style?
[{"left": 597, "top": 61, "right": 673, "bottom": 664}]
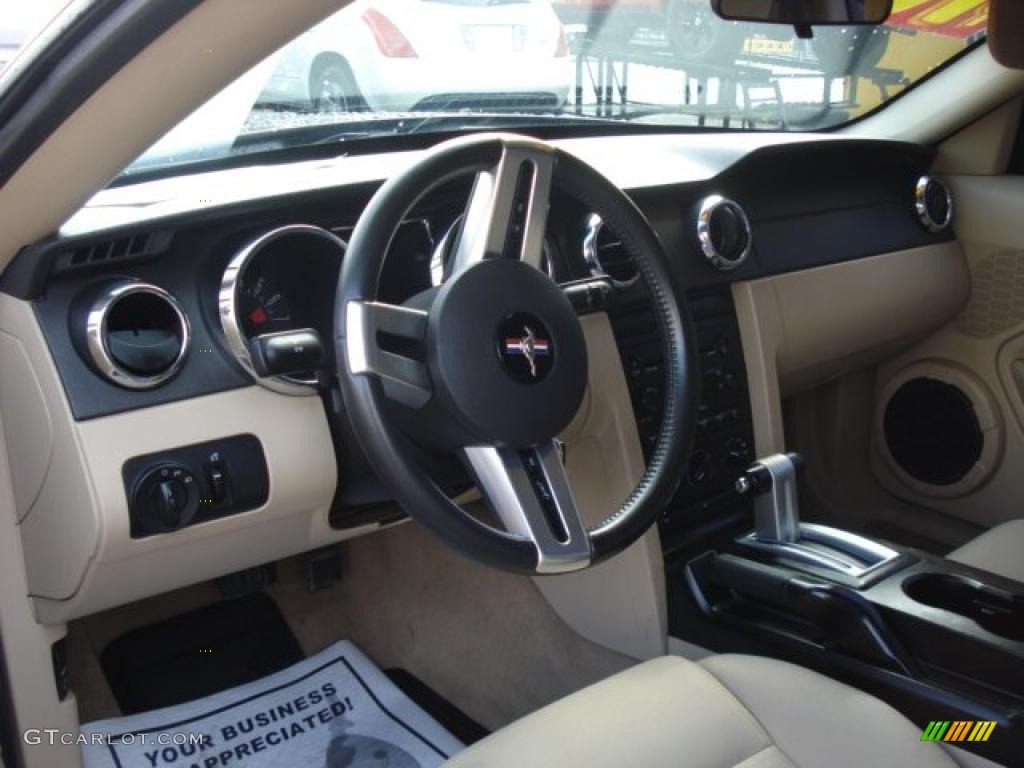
[{"left": 219, "top": 224, "right": 345, "bottom": 395}]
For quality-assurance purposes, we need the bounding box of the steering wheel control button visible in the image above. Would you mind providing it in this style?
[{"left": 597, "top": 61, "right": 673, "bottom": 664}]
[
  {"left": 429, "top": 258, "right": 588, "bottom": 448},
  {"left": 498, "top": 313, "right": 554, "bottom": 383},
  {"left": 502, "top": 163, "right": 536, "bottom": 259},
  {"left": 521, "top": 449, "right": 570, "bottom": 543}
]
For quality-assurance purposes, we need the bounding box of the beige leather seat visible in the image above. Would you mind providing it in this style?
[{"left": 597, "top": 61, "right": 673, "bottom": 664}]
[
  {"left": 947, "top": 519, "right": 1024, "bottom": 583},
  {"left": 444, "top": 655, "right": 982, "bottom": 768}
]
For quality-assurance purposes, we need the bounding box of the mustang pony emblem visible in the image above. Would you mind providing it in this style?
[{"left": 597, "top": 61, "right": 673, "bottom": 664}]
[{"left": 504, "top": 326, "right": 551, "bottom": 379}]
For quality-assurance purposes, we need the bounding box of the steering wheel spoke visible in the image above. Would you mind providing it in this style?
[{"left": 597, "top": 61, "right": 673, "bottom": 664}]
[
  {"left": 461, "top": 440, "right": 592, "bottom": 574},
  {"left": 451, "top": 139, "right": 554, "bottom": 276},
  {"left": 345, "top": 300, "right": 431, "bottom": 408}
]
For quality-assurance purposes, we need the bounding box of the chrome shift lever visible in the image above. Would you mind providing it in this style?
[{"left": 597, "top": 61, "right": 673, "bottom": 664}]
[
  {"left": 736, "top": 453, "right": 802, "bottom": 544},
  {"left": 735, "top": 452, "right": 904, "bottom": 580}
]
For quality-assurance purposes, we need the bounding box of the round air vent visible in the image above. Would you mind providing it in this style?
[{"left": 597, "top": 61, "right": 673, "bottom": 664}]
[
  {"left": 876, "top": 363, "right": 1001, "bottom": 498},
  {"left": 696, "top": 195, "right": 752, "bottom": 272},
  {"left": 582, "top": 214, "right": 638, "bottom": 286},
  {"left": 915, "top": 175, "right": 953, "bottom": 233},
  {"left": 82, "top": 281, "right": 190, "bottom": 389}
]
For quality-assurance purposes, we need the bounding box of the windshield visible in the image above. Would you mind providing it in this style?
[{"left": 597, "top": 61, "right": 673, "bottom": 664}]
[
  {"left": 0, "top": 0, "right": 71, "bottom": 73},
  {"left": 124, "top": 0, "right": 986, "bottom": 177}
]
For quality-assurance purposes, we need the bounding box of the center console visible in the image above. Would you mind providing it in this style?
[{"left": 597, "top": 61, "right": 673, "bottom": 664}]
[
  {"left": 611, "top": 287, "right": 755, "bottom": 547},
  {"left": 678, "top": 452, "right": 1023, "bottom": 764},
  {"left": 610, "top": 285, "right": 1019, "bottom": 760}
]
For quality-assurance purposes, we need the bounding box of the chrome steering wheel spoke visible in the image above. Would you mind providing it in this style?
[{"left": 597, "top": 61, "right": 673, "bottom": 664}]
[
  {"left": 345, "top": 300, "right": 431, "bottom": 408},
  {"left": 461, "top": 440, "right": 592, "bottom": 574},
  {"left": 450, "top": 138, "right": 554, "bottom": 277}
]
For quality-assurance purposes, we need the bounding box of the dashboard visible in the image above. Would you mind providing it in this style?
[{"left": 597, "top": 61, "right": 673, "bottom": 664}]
[
  {"left": 0, "top": 133, "right": 961, "bottom": 620},
  {"left": 12, "top": 137, "right": 948, "bottom": 414}
]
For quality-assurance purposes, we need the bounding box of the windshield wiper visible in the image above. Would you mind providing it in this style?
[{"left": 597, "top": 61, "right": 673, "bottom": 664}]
[
  {"left": 284, "top": 110, "right": 631, "bottom": 148},
  {"left": 399, "top": 110, "right": 627, "bottom": 136}
]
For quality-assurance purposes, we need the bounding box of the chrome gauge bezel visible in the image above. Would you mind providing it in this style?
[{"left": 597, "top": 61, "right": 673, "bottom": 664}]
[
  {"left": 86, "top": 281, "right": 191, "bottom": 390},
  {"left": 219, "top": 223, "right": 346, "bottom": 396}
]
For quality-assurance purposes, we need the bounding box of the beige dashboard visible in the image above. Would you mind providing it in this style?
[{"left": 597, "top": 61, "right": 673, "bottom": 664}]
[
  {"left": 0, "top": 245, "right": 970, "bottom": 627},
  {"left": 0, "top": 294, "right": 345, "bottom": 623},
  {"left": 734, "top": 242, "right": 969, "bottom": 457},
  {"left": 0, "top": 135, "right": 970, "bottom": 639}
]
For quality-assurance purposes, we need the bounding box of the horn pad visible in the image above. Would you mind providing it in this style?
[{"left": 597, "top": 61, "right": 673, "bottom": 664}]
[{"left": 426, "top": 258, "right": 588, "bottom": 448}]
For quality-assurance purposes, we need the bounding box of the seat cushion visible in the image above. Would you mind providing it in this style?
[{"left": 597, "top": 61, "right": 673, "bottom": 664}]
[
  {"left": 947, "top": 520, "right": 1024, "bottom": 583},
  {"left": 442, "top": 654, "right": 968, "bottom": 768}
]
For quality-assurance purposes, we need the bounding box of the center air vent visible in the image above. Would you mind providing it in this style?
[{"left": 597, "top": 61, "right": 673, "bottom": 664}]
[
  {"left": 696, "top": 196, "right": 752, "bottom": 272},
  {"left": 915, "top": 175, "right": 953, "bottom": 233},
  {"left": 582, "top": 214, "right": 638, "bottom": 286},
  {"left": 77, "top": 281, "right": 190, "bottom": 389}
]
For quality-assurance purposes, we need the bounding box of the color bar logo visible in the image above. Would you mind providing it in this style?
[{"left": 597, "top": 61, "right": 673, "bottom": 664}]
[{"left": 921, "top": 721, "right": 996, "bottom": 742}]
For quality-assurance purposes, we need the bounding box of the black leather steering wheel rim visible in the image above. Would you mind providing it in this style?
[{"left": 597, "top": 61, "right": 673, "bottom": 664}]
[{"left": 336, "top": 133, "right": 696, "bottom": 574}]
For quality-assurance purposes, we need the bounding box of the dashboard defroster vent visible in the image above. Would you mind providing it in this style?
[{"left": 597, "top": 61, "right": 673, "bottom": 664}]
[{"left": 52, "top": 229, "right": 174, "bottom": 274}]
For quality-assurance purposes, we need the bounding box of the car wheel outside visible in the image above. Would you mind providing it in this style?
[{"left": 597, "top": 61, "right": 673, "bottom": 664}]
[
  {"left": 665, "top": 0, "right": 745, "bottom": 65},
  {"left": 309, "top": 58, "right": 363, "bottom": 113}
]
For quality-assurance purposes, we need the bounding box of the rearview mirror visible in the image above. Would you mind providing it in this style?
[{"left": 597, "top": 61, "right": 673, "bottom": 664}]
[{"left": 712, "top": 0, "right": 892, "bottom": 26}]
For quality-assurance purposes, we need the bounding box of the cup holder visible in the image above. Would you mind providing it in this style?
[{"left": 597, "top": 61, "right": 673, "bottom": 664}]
[{"left": 904, "top": 573, "right": 1024, "bottom": 642}]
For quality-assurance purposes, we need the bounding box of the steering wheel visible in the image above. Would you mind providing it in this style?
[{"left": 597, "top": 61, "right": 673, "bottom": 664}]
[{"left": 336, "top": 133, "right": 696, "bottom": 574}]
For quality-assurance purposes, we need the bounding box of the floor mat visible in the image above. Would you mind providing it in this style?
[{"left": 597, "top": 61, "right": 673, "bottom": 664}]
[
  {"left": 100, "top": 592, "right": 304, "bottom": 715},
  {"left": 385, "top": 669, "right": 488, "bottom": 745},
  {"left": 82, "top": 639, "right": 464, "bottom": 768}
]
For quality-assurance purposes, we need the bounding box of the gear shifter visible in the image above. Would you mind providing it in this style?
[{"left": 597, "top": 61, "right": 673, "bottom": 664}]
[
  {"left": 735, "top": 452, "right": 904, "bottom": 581},
  {"left": 735, "top": 453, "right": 801, "bottom": 544}
]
